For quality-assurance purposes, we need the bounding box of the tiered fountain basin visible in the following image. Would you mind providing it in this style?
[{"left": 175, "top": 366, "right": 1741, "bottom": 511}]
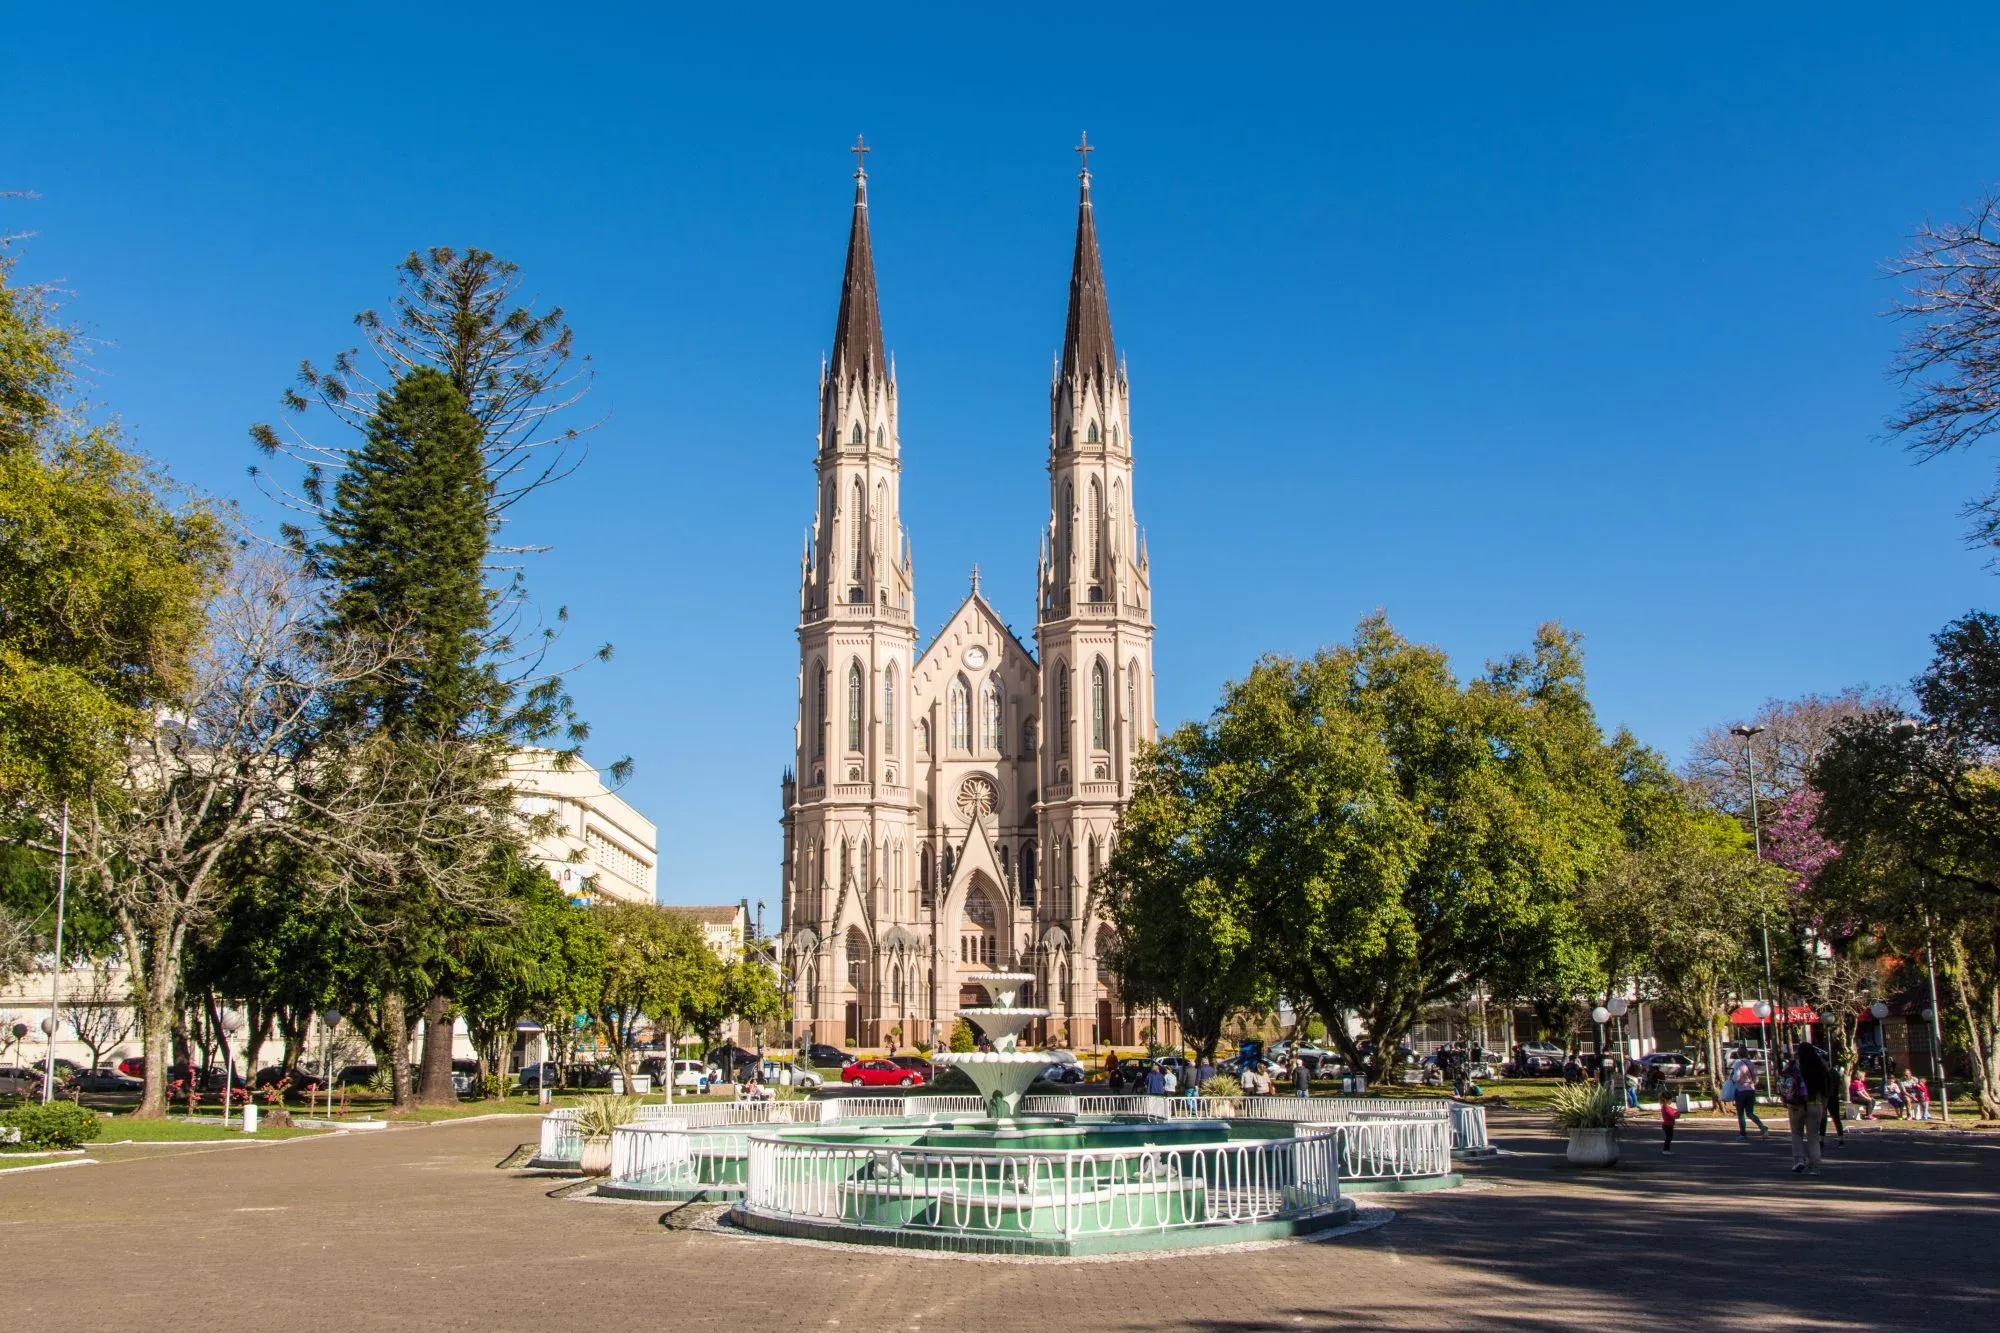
[{"left": 730, "top": 1113, "right": 1354, "bottom": 1255}]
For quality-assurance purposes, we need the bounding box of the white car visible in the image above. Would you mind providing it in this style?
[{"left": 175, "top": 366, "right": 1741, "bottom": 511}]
[{"left": 670, "top": 1059, "right": 714, "bottom": 1089}]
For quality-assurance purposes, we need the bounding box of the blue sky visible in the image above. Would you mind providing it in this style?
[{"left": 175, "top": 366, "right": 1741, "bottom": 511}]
[{"left": 9, "top": 6, "right": 2000, "bottom": 908}]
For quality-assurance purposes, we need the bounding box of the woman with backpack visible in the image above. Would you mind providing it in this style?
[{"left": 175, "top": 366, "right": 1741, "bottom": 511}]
[{"left": 1726, "top": 1054, "right": 1769, "bottom": 1138}]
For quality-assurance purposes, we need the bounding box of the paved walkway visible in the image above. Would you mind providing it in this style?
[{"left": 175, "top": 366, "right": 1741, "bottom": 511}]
[{"left": 6, "top": 1111, "right": 1997, "bottom": 1331}]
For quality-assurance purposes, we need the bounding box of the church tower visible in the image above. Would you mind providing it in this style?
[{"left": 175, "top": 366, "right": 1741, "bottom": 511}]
[
  {"left": 1034, "top": 140, "right": 1155, "bottom": 1046},
  {"left": 785, "top": 142, "right": 919, "bottom": 1047}
]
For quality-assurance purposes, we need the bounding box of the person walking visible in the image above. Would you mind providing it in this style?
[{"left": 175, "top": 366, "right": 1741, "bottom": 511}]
[
  {"left": 1786, "top": 1041, "right": 1833, "bottom": 1176},
  {"left": 1729, "top": 1053, "right": 1770, "bottom": 1138},
  {"left": 1293, "top": 1056, "right": 1311, "bottom": 1097},
  {"left": 1659, "top": 1084, "right": 1680, "bottom": 1154}
]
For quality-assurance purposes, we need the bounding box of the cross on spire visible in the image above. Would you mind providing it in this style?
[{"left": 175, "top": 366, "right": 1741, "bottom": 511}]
[
  {"left": 1075, "top": 132, "right": 1094, "bottom": 192},
  {"left": 851, "top": 134, "right": 871, "bottom": 182}
]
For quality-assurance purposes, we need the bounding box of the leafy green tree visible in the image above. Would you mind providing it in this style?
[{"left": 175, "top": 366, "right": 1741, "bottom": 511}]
[
  {"left": 0, "top": 237, "right": 224, "bottom": 803},
  {"left": 459, "top": 856, "right": 606, "bottom": 1085},
  {"left": 685, "top": 956, "right": 787, "bottom": 1067},
  {"left": 1115, "top": 616, "right": 1625, "bottom": 1081},
  {"left": 1815, "top": 611, "right": 2000, "bottom": 1115},
  {"left": 1100, "top": 728, "right": 1272, "bottom": 1063},
  {"left": 591, "top": 902, "right": 720, "bottom": 1093}
]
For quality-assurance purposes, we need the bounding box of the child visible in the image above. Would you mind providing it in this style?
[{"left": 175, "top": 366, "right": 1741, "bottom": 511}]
[
  {"left": 1848, "top": 1071, "right": 1874, "bottom": 1121},
  {"left": 1908, "top": 1074, "right": 1930, "bottom": 1121},
  {"left": 1660, "top": 1086, "right": 1680, "bottom": 1154}
]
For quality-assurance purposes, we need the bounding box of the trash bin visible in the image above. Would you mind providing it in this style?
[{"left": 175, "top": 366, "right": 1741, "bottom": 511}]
[
  {"left": 630, "top": 1075, "right": 653, "bottom": 1094},
  {"left": 242, "top": 1104, "right": 259, "bottom": 1133}
]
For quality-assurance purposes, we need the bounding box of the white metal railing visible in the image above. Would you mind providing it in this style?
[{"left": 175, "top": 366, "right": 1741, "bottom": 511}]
[
  {"left": 1018, "top": 1094, "right": 1173, "bottom": 1118},
  {"left": 821, "top": 1095, "right": 985, "bottom": 1121},
  {"left": 634, "top": 1100, "right": 832, "bottom": 1128},
  {"left": 608, "top": 1122, "right": 756, "bottom": 1189},
  {"left": 741, "top": 1130, "right": 1343, "bottom": 1240},
  {"left": 1447, "top": 1102, "right": 1490, "bottom": 1153},
  {"left": 537, "top": 1107, "right": 582, "bottom": 1163},
  {"left": 1302, "top": 1118, "right": 1454, "bottom": 1181}
]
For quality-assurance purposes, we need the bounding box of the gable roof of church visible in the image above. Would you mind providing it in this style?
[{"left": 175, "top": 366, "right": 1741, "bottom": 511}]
[
  {"left": 830, "top": 167, "right": 887, "bottom": 388},
  {"left": 1059, "top": 167, "right": 1115, "bottom": 389},
  {"left": 916, "top": 589, "right": 1039, "bottom": 671}
]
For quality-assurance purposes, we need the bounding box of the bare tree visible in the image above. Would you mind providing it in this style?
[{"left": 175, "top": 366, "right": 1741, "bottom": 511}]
[
  {"left": 1888, "top": 192, "right": 2000, "bottom": 551},
  {"left": 1684, "top": 689, "right": 1893, "bottom": 817},
  {"left": 0, "top": 905, "right": 31, "bottom": 989},
  {"left": 61, "top": 959, "right": 133, "bottom": 1070},
  {"left": 76, "top": 550, "right": 399, "bottom": 1117}
]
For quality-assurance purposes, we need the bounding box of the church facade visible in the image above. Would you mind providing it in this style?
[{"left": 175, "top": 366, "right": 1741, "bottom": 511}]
[{"left": 779, "top": 150, "right": 1160, "bottom": 1053}]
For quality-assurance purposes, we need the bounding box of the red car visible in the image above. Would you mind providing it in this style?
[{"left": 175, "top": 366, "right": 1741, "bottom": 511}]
[{"left": 841, "top": 1058, "right": 925, "bottom": 1087}]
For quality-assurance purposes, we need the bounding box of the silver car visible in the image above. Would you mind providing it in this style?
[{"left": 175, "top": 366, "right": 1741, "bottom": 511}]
[{"left": 0, "top": 1065, "right": 46, "bottom": 1097}]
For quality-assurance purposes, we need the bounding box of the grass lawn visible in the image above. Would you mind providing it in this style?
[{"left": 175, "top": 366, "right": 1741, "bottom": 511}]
[{"left": 93, "top": 1117, "right": 329, "bottom": 1143}]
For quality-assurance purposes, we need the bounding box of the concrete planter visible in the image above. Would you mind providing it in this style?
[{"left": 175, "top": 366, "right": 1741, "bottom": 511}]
[
  {"left": 579, "top": 1136, "right": 614, "bottom": 1176},
  {"left": 1565, "top": 1127, "right": 1620, "bottom": 1167}
]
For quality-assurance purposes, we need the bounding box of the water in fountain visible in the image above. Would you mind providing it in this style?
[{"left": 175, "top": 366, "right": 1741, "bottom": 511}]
[{"left": 935, "top": 970, "right": 1072, "bottom": 1119}]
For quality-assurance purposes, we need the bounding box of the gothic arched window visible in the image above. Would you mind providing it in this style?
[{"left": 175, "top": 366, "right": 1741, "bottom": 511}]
[
  {"left": 919, "top": 846, "right": 934, "bottom": 906},
  {"left": 847, "top": 661, "right": 864, "bottom": 752},
  {"left": 1111, "top": 423, "right": 1121, "bottom": 449},
  {"left": 1021, "top": 839, "right": 1037, "bottom": 905},
  {"left": 813, "top": 661, "right": 827, "bottom": 758},
  {"left": 998, "top": 843, "right": 1010, "bottom": 883},
  {"left": 850, "top": 421, "right": 863, "bottom": 445},
  {"left": 1021, "top": 717, "right": 1036, "bottom": 754},
  {"left": 883, "top": 663, "right": 898, "bottom": 757},
  {"left": 1088, "top": 478, "right": 1104, "bottom": 583},
  {"left": 1091, "top": 659, "right": 1108, "bottom": 751},
  {"left": 876, "top": 424, "right": 886, "bottom": 448},
  {"left": 848, "top": 477, "right": 865, "bottom": 583},
  {"left": 948, "top": 675, "right": 971, "bottom": 752},
  {"left": 1059, "top": 482, "right": 1074, "bottom": 570},
  {"left": 979, "top": 677, "right": 1002, "bottom": 753},
  {"left": 1087, "top": 418, "right": 1100, "bottom": 442},
  {"left": 1055, "top": 662, "right": 1071, "bottom": 758},
  {"left": 918, "top": 717, "right": 930, "bottom": 755}
]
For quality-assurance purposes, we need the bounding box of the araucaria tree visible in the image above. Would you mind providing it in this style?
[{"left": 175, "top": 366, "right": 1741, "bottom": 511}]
[
  {"left": 1111, "top": 616, "right": 1624, "bottom": 1081},
  {"left": 257, "top": 250, "right": 609, "bottom": 1110}
]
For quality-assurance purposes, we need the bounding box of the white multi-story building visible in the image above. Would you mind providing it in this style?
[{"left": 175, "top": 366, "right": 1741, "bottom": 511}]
[
  {"left": 780, "top": 150, "right": 1159, "bottom": 1052},
  {"left": 508, "top": 750, "right": 658, "bottom": 905}
]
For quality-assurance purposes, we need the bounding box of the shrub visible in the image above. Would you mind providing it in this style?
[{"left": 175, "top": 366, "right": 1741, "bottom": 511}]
[
  {"left": 948, "top": 1020, "right": 976, "bottom": 1054},
  {"left": 573, "top": 1095, "right": 639, "bottom": 1139},
  {"left": 4, "top": 1100, "right": 104, "bottom": 1150},
  {"left": 1200, "top": 1074, "right": 1243, "bottom": 1098},
  {"left": 912, "top": 1042, "right": 933, "bottom": 1058},
  {"left": 1547, "top": 1082, "right": 1625, "bottom": 1132}
]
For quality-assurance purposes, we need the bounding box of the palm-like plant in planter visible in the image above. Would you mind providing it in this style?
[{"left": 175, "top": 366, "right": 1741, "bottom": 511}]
[
  {"left": 1547, "top": 1083, "right": 1626, "bottom": 1166},
  {"left": 575, "top": 1095, "right": 640, "bottom": 1175}
]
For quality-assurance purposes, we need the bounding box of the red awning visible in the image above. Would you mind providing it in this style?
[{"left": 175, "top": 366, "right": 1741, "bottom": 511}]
[{"left": 1727, "top": 1005, "right": 1820, "bottom": 1026}]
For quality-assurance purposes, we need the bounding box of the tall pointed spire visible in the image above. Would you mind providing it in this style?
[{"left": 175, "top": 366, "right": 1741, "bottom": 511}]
[
  {"left": 831, "top": 135, "right": 886, "bottom": 386},
  {"left": 1060, "top": 132, "right": 1115, "bottom": 387}
]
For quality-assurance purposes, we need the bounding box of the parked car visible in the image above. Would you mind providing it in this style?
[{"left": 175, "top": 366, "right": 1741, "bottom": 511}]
[
  {"left": 889, "top": 1056, "right": 935, "bottom": 1080},
  {"left": 1038, "top": 1063, "right": 1086, "bottom": 1085},
  {"left": 69, "top": 1069, "right": 143, "bottom": 1096},
  {"left": 1509, "top": 1042, "right": 1566, "bottom": 1077},
  {"left": 759, "top": 1059, "right": 823, "bottom": 1089},
  {"left": 705, "top": 1045, "right": 762, "bottom": 1079},
  {"left": 516, "top": 1062, "right": 560, "bottom": 1091},
  {"left": 842, "top": 1058, "right": 925, "bottom": 1087},
  {"left": 0, "top": 1065, "right": 44, "bottom": 1097},
  {"left": 1269, "top": 1041, "right": 1343, "bottom": 1074},
  {"left": 803, "top": 1043, "right": 854, "bottom": 1068},
  {"left": 117, "top": 1056, "right": 145, "bottom": 1078},
  {"left": 450, "top": 1059, "right": 481, "bottom": 1096},
  {"left": 1632, "top": 1051, "right": 1699, "bottom": 1079},
  {"left": 335, "top": 1063, "right": 379, "bottom": 1088},
  {"left": 253, "top": 1065, "right": 322, "bottom": 1092}
]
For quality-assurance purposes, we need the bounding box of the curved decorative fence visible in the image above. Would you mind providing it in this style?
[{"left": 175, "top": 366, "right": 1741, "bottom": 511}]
[
  {"left": 821, "top": 1095, "right": 986, "bottom": 1121},
  {"left": 1447, "top": 1102, "right": 1490, "bottom": 1154},
  {"left": 536, "top": 1107, "right": 582, "bottom": 1165},
  {"left": 633, "top": 1100, "right": 829, "bottom": 1128},
  {"left": 740, "top": 1130, "right": 1344, "bottom": 1242},
  {"left": 609, "top": 1121, "right": 754, "bottom": 1191},
  {"left": 1308, "top": 1117, "right": 1454, "bottom": 1182}
]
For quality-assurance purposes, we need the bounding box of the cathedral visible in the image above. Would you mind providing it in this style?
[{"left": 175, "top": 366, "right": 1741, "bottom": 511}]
[{"left": 779, "top": 144, "right": 1161, "bottom": 1053}]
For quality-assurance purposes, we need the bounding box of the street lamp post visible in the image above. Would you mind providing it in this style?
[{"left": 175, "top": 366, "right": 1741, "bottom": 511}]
[
  {"left": 41, "top": 800, "right": 70, "bottom": 1105},
  {"left": 1730, "top": 723, "right": 1778, "bottom": 1101},
  {"left": 218, "top": 1010, "right": 243, "bottom": 1128},
  {"left": 319, "top": 1010, "right": 342, "bottom": 1120},
  {"left": 1923, "top": 911, "right": 1951, "bottom": 1123}
]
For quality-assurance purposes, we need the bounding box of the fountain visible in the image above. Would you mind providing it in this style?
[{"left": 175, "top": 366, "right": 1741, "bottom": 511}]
[{"left": 933, "top": 970, "right": 1073, "bottom": 1119}]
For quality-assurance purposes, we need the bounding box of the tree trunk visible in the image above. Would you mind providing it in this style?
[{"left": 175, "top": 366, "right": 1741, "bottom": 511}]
[
  {"left": 378, "top": 990, "right": 415, "bottom": 1110},
  {"left": 416, "top": 993, "right": 458, "bottom": 1106}
]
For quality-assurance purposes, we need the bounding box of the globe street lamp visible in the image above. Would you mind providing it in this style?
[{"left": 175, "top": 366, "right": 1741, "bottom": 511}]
[
  {"left": 39, "top": 1017, "right": 59, "bottom": 1102},
  {"left": 319, "top": 1010, "right": 342, "bottom": 1120},
  {"left": 218, "top": 1010, "right": 244, "bottom": 1128}
]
